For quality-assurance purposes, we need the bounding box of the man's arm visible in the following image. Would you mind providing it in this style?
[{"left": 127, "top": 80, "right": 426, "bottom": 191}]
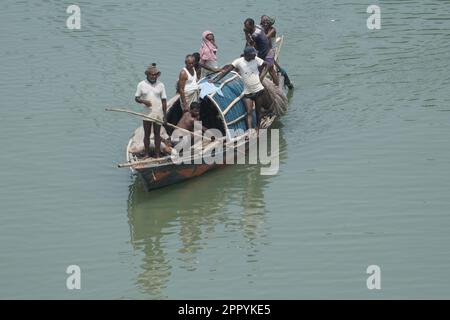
[
  {"left": 211, "top": 64, "right": 234, "bottom": 83},
  {"left": 178, "top": 70, "right": 189, "bottom": 112},
  {"left": 267, "top": 27, "right": 276, "bottom": 39},
  {"left": 257, "top": 58, "right": 268, "bottom": 81},
  {"left": 258, "top": 62, "right": 267, "bottom": 74},
  {"left": 175, "top": 113, "right": 185, "bottom": 127},
  {"left": 160, "top": 84, "right": 168, "bottom": 124},
  {"left": 134, "top": 84, "right": 152, "bottom": 107},
  {"left": 162, "top": 98, "right": 167, "bottom": 124},
  {"left": 135, "top": 96, "right": 152, "bottom": 107},
  {"left": 244, "top": 29, "right": 255, "bottom": 47},
  {"left": 199, "top": 61, "right": 221, "bottom": 73},
  {"left": 187, "top": 118, "right": 208, "bottom": 138}
]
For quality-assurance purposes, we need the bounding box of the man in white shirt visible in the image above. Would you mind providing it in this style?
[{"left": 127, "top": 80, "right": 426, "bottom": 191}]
[
  {"left": 135, "top": 63, "right": 167, "bottom": 158},
  {"left": 212, "top": 47, "right": 267, "bottom": 131}
]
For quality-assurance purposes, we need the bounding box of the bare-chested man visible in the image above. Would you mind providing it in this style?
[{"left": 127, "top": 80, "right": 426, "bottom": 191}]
[
  {"left": 176, "top": 102, "right": 207, "bottom": 132},
  {"left": 172, "top": 102, "right": 207, "bottom": 155}
]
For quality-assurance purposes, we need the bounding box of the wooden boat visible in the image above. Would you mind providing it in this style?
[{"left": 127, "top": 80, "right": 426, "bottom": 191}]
[{"left": 121, "top": 36, "right": 287, "bottom": 191}]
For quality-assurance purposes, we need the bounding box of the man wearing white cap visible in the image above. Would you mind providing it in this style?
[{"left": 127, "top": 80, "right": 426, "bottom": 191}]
[{"left": 134, "top": 63, "right": 167, "bottom": 158}]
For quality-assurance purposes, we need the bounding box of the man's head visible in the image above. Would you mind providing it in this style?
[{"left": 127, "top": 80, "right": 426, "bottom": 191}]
[
  {"left": 244, "top": 18, "right": 255, "bottom": 33},
  {"left": 144, "top": 63, "right": 160, "bottom": 84},
  {"left": 185, "top": 54, "right": 195, "bottom": 70},
  {"left": 190, "top": 102, "right": 200, "bottom": 118},
  {"left": 260, "top": 15, "right": 274, "bottom": 28},
  {"left": 192, "top": 52, "right": 201, "bottom": 66},
  {"left": 243, "top": 47, "right": 257, "bottom": 61}
]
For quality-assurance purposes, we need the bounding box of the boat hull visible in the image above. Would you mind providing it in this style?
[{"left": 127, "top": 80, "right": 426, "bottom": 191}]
[{"left": 136, "top": 162, "right": 225, "bottom": 191}]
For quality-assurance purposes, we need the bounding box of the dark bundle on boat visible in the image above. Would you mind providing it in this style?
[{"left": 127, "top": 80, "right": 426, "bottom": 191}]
[{"left": 260, "top": 78, "right": 288, "bottom": 117}]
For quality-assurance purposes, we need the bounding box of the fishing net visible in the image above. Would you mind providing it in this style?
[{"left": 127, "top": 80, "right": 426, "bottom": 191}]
[{"left": 261, "top": 78, "right": 288, "bottom": 116}]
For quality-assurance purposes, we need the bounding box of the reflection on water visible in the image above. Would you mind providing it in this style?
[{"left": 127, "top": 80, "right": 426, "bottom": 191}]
[{"left": 126, "top": 128, "right": 287, "bottom": 298}]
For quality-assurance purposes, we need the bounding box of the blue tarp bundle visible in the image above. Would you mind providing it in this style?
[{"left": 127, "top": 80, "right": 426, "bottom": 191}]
[{"left": 199, "top": 72, "right": 250, "bottom": 135}]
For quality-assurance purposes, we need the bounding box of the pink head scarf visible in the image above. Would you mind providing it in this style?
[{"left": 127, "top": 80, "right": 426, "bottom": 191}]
[{"left": 199, "top": 30, "right": 217, "bottom": 62}]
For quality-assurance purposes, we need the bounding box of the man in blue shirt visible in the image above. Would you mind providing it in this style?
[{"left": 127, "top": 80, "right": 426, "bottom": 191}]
[{"left": 243, "top": 18, "right": 278, "bottom": 86}]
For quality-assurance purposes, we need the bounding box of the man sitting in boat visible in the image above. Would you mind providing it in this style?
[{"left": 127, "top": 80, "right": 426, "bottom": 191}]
[
  {"left": 243, "top": 18, "right": 279, "bottom": 87},
  {"left": 177, "top": 102, "right": 202, "bottom": 132},
  {"left": 134, "top": 63, "right": 167, "bottom": 158},
  {"left": 172, "top": 102, "right": 207, "bottom": 156},
  {"left": 176, "top": 102, "right": 208, "bottom": 134},
  {"left": 212, "top": 47, "right": 267, "bottom": 132},
  {"left": 177, "top": 55, "right": 199, "bottom": 113}
]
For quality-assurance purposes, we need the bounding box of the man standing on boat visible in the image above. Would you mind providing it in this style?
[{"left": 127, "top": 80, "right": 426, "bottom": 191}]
[
  {"left": 178, "top": 55, "right": 199, "bottom": 113},
  {"left": 212, "top": 47, "right": 267, "bottom": 132},
  {"left": 243, "top": 18, "right": 279, "bottom": 87},
  {"left": 260, "top": 15, "right": 294, "bottom": 89},
  {"left": 134, "top": 63, "right": 167, "bottom": 158}
]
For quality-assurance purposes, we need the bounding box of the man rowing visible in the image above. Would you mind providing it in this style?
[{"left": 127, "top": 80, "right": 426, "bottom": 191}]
[
  {"left": 260, "top": 15, "right": 294, "bottom": 89},
  {"left": 134, "top": 63, "right": 167, "bottom": 158},
  {"left": 212, "top": 47, "right": 267, "bottom": 132}
]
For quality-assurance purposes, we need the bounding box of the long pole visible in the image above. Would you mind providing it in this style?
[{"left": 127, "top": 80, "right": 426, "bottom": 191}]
[
  {"left": 107, "top": 107, "right": 249, "bottom": 168},
  {"left": 105, "top": 108, "right": 209, "bottom": 141}
]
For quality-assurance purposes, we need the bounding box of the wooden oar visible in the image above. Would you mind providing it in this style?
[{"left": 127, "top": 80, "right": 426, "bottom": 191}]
[
  {"left": 105, "top": 108, "right": 209, "bottom": 141},
  {"left": 107, "top": 108, "right": 250, "bottom": 168},
  {"left": 118, "top": 136, "right": 249, "bottom": 168},
  {"left": 118, "top": 156, "right": 169, "bottom": 168},
  {"left": 106, "top": 108, "right": 250, "bottom": 150}
]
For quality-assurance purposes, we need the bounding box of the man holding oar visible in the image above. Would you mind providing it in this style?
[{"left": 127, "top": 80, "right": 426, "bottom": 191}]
[
  {"left": 260, "top": 15, "right": 294, "bottom": 90},
  {"left": 134, "top": 63, "right": 167, "bottom": 158}
]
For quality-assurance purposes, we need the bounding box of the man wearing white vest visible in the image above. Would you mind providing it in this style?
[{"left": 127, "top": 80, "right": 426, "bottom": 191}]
[{"left": 178, "top": 54, "right": 199, "bottom": 113}]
